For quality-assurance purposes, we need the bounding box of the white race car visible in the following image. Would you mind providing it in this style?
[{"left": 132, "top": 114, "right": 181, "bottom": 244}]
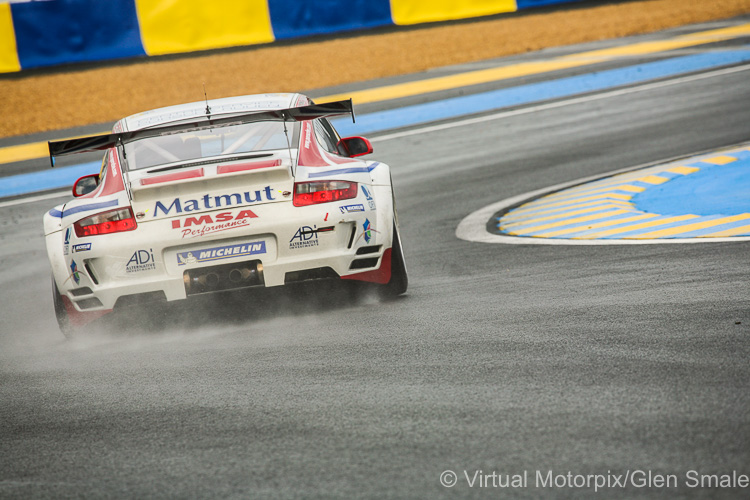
[{"left": 44, "top": 93, "right": 407, "bottom": 335}]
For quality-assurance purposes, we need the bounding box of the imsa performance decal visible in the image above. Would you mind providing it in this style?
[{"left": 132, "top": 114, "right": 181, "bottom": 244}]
[
  {"left": 177, "top": 242, "right": 266, "bottom": 266},
  {"left": 171, "top": 209, "right": 258, "bottom": 239}
]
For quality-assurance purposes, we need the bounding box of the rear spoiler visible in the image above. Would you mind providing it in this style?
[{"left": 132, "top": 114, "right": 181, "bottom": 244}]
[{"left": 48, "top": 99, "right": 354, "bottom": 166}]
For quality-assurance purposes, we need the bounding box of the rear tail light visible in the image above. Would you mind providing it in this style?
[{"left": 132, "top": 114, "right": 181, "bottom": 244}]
[
  {"left": 293, "top": 180, "right": 357, "bottom": 207},
  {"left": 74, "top": 207, "right": 137, "bottom": 237}
]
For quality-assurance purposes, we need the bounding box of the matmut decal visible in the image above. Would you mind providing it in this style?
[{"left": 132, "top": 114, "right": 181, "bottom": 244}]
[
  {"left": 177, "top": 242, "right": 266, "bottom": 266},
  {"left": 171, "top": 209, "right": 258, "bottom": 238},
  {"left": 153, "top": 187, "right": 277, "bottom": 217}
]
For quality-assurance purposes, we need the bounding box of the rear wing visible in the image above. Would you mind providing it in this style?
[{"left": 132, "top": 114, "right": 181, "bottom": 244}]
[{"left": 48, "top": 99, "right": 354, "bottom": 166}]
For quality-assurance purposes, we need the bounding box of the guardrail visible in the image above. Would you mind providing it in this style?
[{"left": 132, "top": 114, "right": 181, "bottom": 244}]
[{"left": 0, "top": 0, "right": 587, "bottom": 73}]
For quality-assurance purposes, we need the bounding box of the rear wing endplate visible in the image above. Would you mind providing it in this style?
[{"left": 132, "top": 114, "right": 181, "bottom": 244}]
[{"left": 48, "top": 99, "right": 354, "bottom": 166}]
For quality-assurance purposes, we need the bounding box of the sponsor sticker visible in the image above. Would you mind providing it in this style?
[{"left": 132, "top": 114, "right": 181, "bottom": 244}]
[
  {"left": 63, "top": 227, "right": 71, "bottom": 256},
  {"left": 289, "top": 226, "right": 319, "bottom": 250},
  {"left": 361, "top": 185, "right": 376, "bottom": 210},
  {"left": 339, "top": 204, "right": 365, "bottom": 214},
  {"left": 72, "top": 243, "right": 92, "bottom": 253},
  {"left": 70, "top": 260, "right": 80, "bottom": 285},
  {"left": 356, "top": 218, "right": 380, "bottom": 245},
  {"left": 126, "top": 249, "right": 157, "bottom": 273},
  {"left": 176, "top": 241, "right": 266, "bottom": 266},
  {"left": 153, "top": 187, "right": 276, "bottom": 218}
]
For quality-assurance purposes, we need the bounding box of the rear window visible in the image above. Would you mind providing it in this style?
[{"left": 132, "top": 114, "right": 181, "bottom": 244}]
[{"left": 123, "top": 121, "right": 299, "bottom": 171}]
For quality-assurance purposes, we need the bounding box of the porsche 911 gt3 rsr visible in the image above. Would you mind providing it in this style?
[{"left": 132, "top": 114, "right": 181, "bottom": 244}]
[{"left": 44, "top": 93, "right": 407, "bottom": 335}]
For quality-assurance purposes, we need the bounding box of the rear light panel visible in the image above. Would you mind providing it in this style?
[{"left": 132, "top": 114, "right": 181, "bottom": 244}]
[
  {"left": 293, "top": 180, "right": 357, "bottom": 207},
  {"left": 74, "top": 207, "right": 137, "bottom": 237}
]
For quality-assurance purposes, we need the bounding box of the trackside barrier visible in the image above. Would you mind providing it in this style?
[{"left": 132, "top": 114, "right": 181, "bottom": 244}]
[{"left": 0, "top": 0, "right": 587, "bottom": 73}]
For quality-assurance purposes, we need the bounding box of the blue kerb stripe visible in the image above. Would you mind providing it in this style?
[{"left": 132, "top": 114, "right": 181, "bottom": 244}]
[
  {"left": 502, "top": 205, "right": 627, "bottom": 227},
  {"left": 503, "top": 207, "right": 633, "bottom": 233},
  {"left": 595, "top": 215, "right": 727, "bottom": 239},
  {"left": 508, "top": 197, "right": 630, "bottom": 216},
  {"left": 0, "top": 161, "right": 101, "bottom": 198},
  {"left": 48, "top": 199, "right": 120, "bottom": 219},
  {"left": 502, "top": 201, "right": 619, "bottom": 220},
  {"left": 307, "top": 162, "right": 380, "bottom": 178},
  {"left": 332, "top": 48, "right": 750, "bottom": 136},
  {"left": 519, "top": 212, "right": 645, "bottom": 237},
  {"left": 669, "top": 219, "right": 750, "bottom": 238},
  {"left": 551, "top": 215, "right": 676, "bottom": 238}
]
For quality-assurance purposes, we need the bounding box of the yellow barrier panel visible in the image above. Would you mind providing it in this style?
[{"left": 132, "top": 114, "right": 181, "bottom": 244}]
[
  {"left": 135, "top": 0, "right": 275, "bottom": 56},
  {"left": 0, "top": 4, "right": 21, "bottom": 73},
  {"left": 390, "top": 0, "right": 517, "bottom": 26}
]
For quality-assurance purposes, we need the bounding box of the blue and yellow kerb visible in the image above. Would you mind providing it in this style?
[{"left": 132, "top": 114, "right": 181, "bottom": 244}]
[{"left": 495, "top": 146, "right": 750, "bottom": 240}]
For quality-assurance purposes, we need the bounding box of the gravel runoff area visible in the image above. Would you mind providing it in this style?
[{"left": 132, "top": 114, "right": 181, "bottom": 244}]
[{"left": 2, "top": 0, "right": 750, "bottom": 139}]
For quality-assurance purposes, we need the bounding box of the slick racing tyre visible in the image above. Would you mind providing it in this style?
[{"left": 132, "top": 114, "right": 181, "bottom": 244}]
[
  {"left": 52, "top": 276, "right": 73, "bottom": 337},
  {"left": 381, "top": 221, "right": 408, "bottom": 298}
]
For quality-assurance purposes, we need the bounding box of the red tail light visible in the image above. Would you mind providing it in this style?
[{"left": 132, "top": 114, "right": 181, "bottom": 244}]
[
  {"left": 293, "top": 181, "right": 357, "bottom": 207},
  {"left": 74, "top": 207, "right": 137, "bottom": 237}
]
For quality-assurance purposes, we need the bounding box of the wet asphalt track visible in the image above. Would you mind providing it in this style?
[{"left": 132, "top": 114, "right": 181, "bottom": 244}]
[{"left": 1, "top": 20, "right": 750, "bottom": 499}]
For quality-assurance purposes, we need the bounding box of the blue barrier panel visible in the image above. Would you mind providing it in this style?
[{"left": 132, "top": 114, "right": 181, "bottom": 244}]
[
  {"left": 11, "top": 0, "right": 145, "bottom": 70},
  {"left": 267, "top": 0, "right": 393, "bottom": 39},
  {"left": 3, "top": 0, "right": 593, "bottom": 72}
]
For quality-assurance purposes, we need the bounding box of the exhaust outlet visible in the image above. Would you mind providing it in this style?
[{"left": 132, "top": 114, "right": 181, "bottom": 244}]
[
  {"left": 205, "top": 273, "right": 219, "bottom": 288},
  {"left": 183, "top": 260, "right": 264, "bottom": 295},
  {"left": 229, "top": 267, "right": 256, "bottom": 283}
]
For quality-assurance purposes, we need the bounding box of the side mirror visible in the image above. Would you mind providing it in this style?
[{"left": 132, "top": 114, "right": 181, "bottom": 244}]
[
  {"left": 73, "top": 174, "right": 100, "bottom": 197},
  {"left": 337, "top": 136, "right": 373, "bottom": 158}
]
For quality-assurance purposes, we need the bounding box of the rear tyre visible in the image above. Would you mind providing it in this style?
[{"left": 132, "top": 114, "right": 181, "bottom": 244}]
[
  {"left": 52, "top": 276, "right": 73, "bottom": 338},
  {"left": 380, "top": 221, "right": 408, "bottom": 299}
]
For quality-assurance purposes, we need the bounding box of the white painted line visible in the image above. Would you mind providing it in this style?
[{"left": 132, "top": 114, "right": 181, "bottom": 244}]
[
  {"left": 372, "top": 64, "right": 750, "bottom": 143},
  {"left": 0, "top": 190, "right": 69, "bottom": 209}
]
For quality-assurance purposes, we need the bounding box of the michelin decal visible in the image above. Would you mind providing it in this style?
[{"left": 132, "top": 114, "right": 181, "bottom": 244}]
[{"left": 177, "top": 242, "right": 266, "bottom": 266}]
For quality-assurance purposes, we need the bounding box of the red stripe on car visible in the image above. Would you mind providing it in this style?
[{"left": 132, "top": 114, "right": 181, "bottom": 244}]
[{"left": 140, "top": 168, "right": 204, "bottom": 186}]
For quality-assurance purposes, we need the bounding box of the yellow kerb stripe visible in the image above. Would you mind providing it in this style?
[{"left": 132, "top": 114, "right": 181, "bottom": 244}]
[
  {"left": 518, "top": 192, "right": 632, "bottom": 211},
  {"left": 539, "top": 184, "right": 645, "bottom": 202},
  {"left": 634, "top": 213, "right": 750, "bottom": 239},
  {"left": 637, "top": 175, "right": 670, "bottom": 185},
  {"left": 503, "top": 200, "right": 630, "bottom": 221},
  {"left": 536, "top": 213, "right": 659, "bottom": 238},
  {"left": 503, "top": 209, "right": 630, "bottom": 234},
  {"left": 702, "top": 222, "right": 750, "bottom": 238},
  {"left": 667, "top": 166, "right": 700, "bottom": 175},
  {"left": 578, "top": 214, "right": 699, "bottom": 238},
  {"left": 501, "top": 205, "right": 624, "bottom": 228},
  {"left": 703, "top": 155, "right": 737, "bottom": 165}
]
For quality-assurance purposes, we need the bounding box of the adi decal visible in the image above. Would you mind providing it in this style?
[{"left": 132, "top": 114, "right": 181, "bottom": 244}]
[
  {"left": 126, "top": 249, "right": 156, "bottom": 273},
  {"left": 289, "top": 226, "right": 319, "bottom": 250}
]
